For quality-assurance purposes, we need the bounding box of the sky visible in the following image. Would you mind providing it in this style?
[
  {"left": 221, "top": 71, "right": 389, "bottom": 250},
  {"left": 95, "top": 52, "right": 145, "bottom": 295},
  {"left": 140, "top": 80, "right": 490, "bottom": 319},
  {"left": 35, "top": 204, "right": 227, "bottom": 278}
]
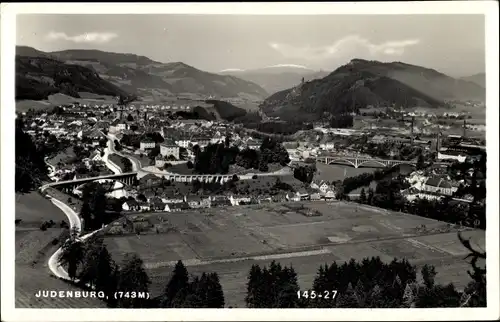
[{"left": 16, "top": 14, "right": 485, "bottom": 77}]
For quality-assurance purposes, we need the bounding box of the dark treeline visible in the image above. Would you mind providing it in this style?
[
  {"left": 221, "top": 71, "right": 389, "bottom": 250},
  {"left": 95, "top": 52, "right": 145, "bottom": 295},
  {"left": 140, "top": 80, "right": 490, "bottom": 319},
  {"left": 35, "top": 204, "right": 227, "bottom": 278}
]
[
  {"left": 328, "top": 114, "right": 354, "bottom": 128},
  {"left": 193, "top": 137, "right": 290, "bottom": 174},
  {"left": 16, "top": 118, "right": 50, "bottom": 193}
]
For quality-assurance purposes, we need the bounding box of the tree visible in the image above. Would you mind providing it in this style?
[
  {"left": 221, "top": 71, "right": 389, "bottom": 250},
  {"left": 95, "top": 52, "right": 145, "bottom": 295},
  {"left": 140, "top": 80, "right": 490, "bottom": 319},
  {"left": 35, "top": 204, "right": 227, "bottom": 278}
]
[
  {"left": 117, "top": 253, "right": 151, "bottom": 308},
  {"left": 58, "top": 231, "right": 84, "bottom": 280},
  {"left": 245, "top": 261, "right": 299, "bottom": 308},
  {"left": 148, "top": 146, "right": 160, "bottom": 160},
  {"left": 15, "top": 118, "right": 48, "bottom": 192},
  {"left": 359, "top": 188, "right": 367, "bottom": 204},
  {"left": 127, "top": 114, "right": 134, "bottom": 122},
  {"left": 245, "top": 264, "right": 263, "bottom": 307},
  {"left": 186, "top": 161, "right": 194, "bottom": 169},
  {"left": 80, "top": 183, "right": 108, "bottom": 230},
  {"left": 188, "top": 272, "right": 225, "bottom": 308},
  {"left": 365, "top": 284, "right": 385, "bottom": 308},
  {"left": 416, "top": 154, "right": 425, "bottom": 170},
  {"left": 136, "top": 193, "right": 147, "bottom": 203},
  {"left": 78, "top": 236, "right": 116, "bottom": 297},
  {"left": 415, "top": 283, "right": 461, "bottom": 308},
  {"left": 293, "top": 165, "right": 316, "bottom": 184},
  {"left": 402, "top": 283, "right": 416, "bottom": 307},
  {"left": 121, "top": 157, "right": 132, "bottom": 172},
  {"left": 367, "top": 188, "right": 374, "bottom": 205},
  {"left": 336, "top": 282, "right": 359, "bottom": 308},
  {"left": 114, "top": 140, "right": 122, "bottom": 151},
  {"left": 459, "top": 232, "right": 486, "bottom": 307},
  {"left": 421, "top": 264, "right": 437, "bottom": 289},
  {"left": 162, "top": 260, "right": 189, "bottom": 307}
]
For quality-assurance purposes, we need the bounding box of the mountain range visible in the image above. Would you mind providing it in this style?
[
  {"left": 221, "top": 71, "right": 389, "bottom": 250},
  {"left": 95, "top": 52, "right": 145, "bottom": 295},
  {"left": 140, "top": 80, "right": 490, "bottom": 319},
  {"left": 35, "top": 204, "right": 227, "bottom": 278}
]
[
  {"left": 260, "top": 59, "right": 486, "bottom": 122},
  {"left": 220, "top": 65, "right": 330, "bottom": 94},
  {"left": 461, "top": 72, "right": 486, "bottom": 88},
  {"left": 15, "top": 46, "right": 268, "bottom": 102},
  {"left": 16, "top": 46, "right": 485, "bottom": 123}
]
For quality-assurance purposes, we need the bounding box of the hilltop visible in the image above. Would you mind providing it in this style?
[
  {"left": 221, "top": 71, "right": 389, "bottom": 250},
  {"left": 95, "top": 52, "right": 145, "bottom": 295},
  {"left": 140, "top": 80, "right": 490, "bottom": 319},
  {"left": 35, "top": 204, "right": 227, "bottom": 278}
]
[
  {"left": 16, "top": 46, "right": 268, "bottom": 101},
  {"left": 260, "top": 59, "right": 486, "bottom": 122},
  {"left": 16, "top": 55, "right": 128, "bottom": 101},
  {"left": 461, "top": 72, "right": 486, "bottom": 88}
]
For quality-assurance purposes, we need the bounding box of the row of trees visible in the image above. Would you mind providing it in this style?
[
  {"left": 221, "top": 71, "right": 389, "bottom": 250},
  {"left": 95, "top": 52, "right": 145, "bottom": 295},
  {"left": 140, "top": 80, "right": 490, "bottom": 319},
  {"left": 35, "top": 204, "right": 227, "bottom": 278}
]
[
  {"left": 194, "top": 137, "right": 290, "bottom": 174},
  {"left": 245, "top": 233, "right": 485, "bottom": 308},
  {"left": 328, "top": 114, "right": 354, "bottom": 128}
]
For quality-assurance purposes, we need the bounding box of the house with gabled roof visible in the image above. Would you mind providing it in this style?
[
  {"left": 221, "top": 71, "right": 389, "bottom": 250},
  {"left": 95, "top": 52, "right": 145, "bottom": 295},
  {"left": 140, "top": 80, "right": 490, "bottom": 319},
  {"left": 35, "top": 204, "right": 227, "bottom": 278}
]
[{"left": 422, "top": 177, "right": 454, "bottom": 196}]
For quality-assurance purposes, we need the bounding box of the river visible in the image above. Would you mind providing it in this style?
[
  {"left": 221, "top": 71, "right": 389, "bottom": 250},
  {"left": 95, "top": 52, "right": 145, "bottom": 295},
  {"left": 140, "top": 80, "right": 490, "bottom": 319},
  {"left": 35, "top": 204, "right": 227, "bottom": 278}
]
[{"left": 315, "top": 162, "right": 405, "bottom": 196}]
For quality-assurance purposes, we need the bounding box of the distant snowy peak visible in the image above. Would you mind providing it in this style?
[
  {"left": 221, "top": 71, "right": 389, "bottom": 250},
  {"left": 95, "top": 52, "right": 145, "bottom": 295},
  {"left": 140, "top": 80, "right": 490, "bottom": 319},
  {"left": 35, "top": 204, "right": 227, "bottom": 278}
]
[
  {"left": 220, "top": 64, "right": 314, "bottom": 74},
  {"left": 220, "top": 68, "right": 246, "bottom": 73},
  {"left": 265, "top": 64, "right": 310, "bottom": 70}
]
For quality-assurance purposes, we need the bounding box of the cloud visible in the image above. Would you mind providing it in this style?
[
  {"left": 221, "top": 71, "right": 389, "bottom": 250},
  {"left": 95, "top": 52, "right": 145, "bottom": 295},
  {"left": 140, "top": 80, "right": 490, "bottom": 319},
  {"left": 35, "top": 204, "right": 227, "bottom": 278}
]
[
  {"left": 46, "top": 31, "right": 118, "bottom": 43},
  {"left": 269, "top": 35, "right": 420, "bottom": 61}
]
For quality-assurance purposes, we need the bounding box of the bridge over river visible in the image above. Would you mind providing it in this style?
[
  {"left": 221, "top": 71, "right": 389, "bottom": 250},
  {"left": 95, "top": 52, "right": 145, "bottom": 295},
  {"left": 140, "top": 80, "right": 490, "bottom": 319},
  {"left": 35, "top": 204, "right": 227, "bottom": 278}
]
[{"left": 316, "top": 155, "right": 451, "bottom": 169}]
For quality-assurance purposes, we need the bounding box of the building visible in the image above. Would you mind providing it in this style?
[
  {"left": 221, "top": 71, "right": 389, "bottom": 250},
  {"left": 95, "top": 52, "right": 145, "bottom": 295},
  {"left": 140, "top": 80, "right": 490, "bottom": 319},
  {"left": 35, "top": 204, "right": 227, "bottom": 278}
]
[
  {"left": 175, "top": 138, "right": 191, "bottom": 149},
  {"left": 122, "top": 200, "right": 140, "bottom": 211},
  {"left": 246, "top": 139, "right": 262, "bottom": 150},
  {"left": 140, "top": 138, "right": 156, "bottom": 151},
  {"left": 319, "top": 142, "right": 335, "bottom": 150},
  {"left": 422, "top": 177, "right": 454, "bottom": 196},
  {"left": 160, "top": 141, "right": 180, "bottom": 160},
  {"left": 438, "top": 150, "right": 467, "bottom": 163}
]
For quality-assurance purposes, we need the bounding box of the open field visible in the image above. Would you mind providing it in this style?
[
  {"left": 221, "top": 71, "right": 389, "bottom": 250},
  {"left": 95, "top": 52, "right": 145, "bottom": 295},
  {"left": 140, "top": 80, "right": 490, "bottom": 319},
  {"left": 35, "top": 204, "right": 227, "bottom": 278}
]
[
  {"left": 15, "top": 192, "right": 69, "bottom": 267},
  {"left": 102, "top": 201, "right": 484, "bottom": 307},
  {"left": 15, "top": 192, "right": 68, "bottom": 225},
  {"left": 16, "top": 93, "right": 118, "bottom": 112}
]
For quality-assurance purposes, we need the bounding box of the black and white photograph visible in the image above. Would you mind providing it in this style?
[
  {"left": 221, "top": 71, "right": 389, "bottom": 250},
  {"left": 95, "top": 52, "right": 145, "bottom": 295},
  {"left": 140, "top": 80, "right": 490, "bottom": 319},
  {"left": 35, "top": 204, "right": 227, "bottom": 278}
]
[{"left": 1, "top": 2, "right": 499, "bottom": 321}]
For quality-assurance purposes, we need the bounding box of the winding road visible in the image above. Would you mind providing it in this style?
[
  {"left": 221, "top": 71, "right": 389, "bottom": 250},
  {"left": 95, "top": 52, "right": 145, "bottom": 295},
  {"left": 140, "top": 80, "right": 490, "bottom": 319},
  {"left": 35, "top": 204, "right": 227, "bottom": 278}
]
[{"left": 43, "top": 143, "right": 124, "bottom": 282}]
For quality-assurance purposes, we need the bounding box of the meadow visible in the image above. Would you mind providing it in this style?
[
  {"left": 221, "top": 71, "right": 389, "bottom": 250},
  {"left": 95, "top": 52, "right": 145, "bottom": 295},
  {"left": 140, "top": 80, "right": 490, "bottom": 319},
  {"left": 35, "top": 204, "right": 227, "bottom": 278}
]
[{"left": 102, "top": 201, "right": 484, "bottom": 307}]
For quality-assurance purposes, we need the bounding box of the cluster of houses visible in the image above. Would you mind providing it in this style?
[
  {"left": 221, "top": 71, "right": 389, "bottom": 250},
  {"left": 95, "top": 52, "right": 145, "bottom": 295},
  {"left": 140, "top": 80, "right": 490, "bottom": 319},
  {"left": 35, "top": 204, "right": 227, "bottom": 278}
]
[{"left": 117, "top": 171, "right": 338, "bottom": 214}]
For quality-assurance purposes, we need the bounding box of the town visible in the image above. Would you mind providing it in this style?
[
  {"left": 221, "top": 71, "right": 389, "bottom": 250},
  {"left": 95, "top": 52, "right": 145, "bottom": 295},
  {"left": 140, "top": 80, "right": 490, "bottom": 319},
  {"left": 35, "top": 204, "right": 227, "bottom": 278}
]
[{"left": 11, "top": 10, "right": 490, "bottom": 314}]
